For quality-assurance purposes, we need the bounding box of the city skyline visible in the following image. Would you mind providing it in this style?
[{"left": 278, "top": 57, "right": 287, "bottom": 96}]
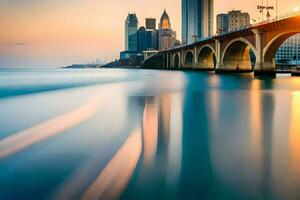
[{"left": 0, "top": 0, "right": 299, "bottom": 68}]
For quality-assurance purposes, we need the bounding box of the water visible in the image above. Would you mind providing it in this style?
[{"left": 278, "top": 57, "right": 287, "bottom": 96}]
[{"left": 0, "top": 68, "right": 300, "bottom": 200}]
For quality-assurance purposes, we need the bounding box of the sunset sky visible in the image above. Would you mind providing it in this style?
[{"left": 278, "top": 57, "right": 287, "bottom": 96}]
[{"left": 0, "top": 0, "right": 299, "bottom": 68}]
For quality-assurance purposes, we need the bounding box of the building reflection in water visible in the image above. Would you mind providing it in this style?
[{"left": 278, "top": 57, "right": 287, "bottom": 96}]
[
  {"left": 261, "top": 87, "right": 275, "bottom": 199},
  {"left": 249, "top": 85, "right": 300, "bottom": 200},
  {"left": 122, "top": 94, "right": 183, "bottom": 199},
  {"left": 207, "top": 78, "right": 278, "bottom": 199},
  {"left": 122, "top": 76, "right": 300, "bottom": 199},
  {"left": 165, "top": 93, "right": 183, "bottom": 199},
  {"left": 250, "top": 79, "right": 263, "bottom": 157},
  {"left": 154, "top": 94, "right": 171, "bottom": 197},
  {"left": 142, "top": 97, "right": 158, "bottom": 166},
  {"left": 179, "top": 88, "right": 217, "bottom": 199}
]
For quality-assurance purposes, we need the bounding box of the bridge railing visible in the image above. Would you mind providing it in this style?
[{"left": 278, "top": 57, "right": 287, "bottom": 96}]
[{"left": 251, "top": 10, "right": 300, "bottom": 27}]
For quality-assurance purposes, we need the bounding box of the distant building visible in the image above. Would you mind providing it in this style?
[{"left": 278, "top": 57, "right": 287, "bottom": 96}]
[
  {"left": 137, "top": 27, "right": 147, "bottom": 53},
  {"left": 216, "top": 14, "right": 229, "bottom": 34},
  {"left": 125, "top": 13, "right": 138, "bottom": 52},
  {"left": 216, "top": 10, "right": 250, "bottom": 34},
  {"left": 147, "top": 30, "right": 158, "bottom": 50},
  {"left": 228, "top": 10, "right": 250, "bottom": 32},
  {"left": 137, "top": 27, "right": 158, "bottom": 53},
  {"left": 276, "top": 34, "right": 300, "bottom": 64},
  {"left": 158, "top": 10, "right": 176, "bottom": 50},
  {"left": 182, "top": 0, "right": 214, "bottom": 44},
  {"left": 146, "top": 18, "right": 156, "bottom": 30}
]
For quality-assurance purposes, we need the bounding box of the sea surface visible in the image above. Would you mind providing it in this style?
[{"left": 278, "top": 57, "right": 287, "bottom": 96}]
[{"left": 0, "top": 68, "right": 300, "bottom": 200}]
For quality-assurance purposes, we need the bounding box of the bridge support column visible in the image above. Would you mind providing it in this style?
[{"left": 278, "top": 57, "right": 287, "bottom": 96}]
[
  {"left": 163, "top": 53, "right": 166, "bottom": 69},
  {"left": 194, "top": 47, "right": 198, "bottom": 70},
  {"left": 166, "top": 53, "right": 169, "bottom": 69},
  {"left": 253, "top": 29, "right": 276, "bottom": 76},
  {"left": 215, "top": 40, "right": 223, "bottom": 73},
  {"left": 169, "top": 53, "right": 174, "bottom": 69},
  {"left": 180, "top": 49, "right": 185, "bottom": 69}
]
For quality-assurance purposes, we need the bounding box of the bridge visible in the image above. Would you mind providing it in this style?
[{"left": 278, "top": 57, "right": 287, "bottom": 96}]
[{"left": 142, "top": 12, "right": 300, "bottom": 76}]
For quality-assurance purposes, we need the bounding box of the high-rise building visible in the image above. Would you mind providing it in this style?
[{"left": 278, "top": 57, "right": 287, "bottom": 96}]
[
  {"left": 146, "top": 18, "right": 156, "bottom": 30},
  {"left": 125, "top": 13, "right": 138, "bottom": 52},
  {"left": 147, "top": 30, "right": 158, "bottom": 50},
  {"left": 276, "top": 34, "right": 300, "bottom": 64},
  {"left": 137, "top": 27, "right": 147, "bottom": 53},
  {"left": 216, "top": 14, "right": 229, "bottom": 34},
  {"left": 228, "top": 10, "right": 250, "bottom": 32},
  {"left": 158, "top": 10, "right": 177, "bottom": 50},
  {"left": 137, "top": 27, "right": 158, "bottom": 53},
  {"left": 182, "top": 0, "right": 214, "bottom": 44}
]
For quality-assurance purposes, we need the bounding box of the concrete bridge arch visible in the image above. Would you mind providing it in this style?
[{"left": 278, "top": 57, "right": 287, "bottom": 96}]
[
  {"left": 221, "top": 37, "right": 257, "bottom": 71},
  {"left": 263, "top": 31, "right": 300, "bottom": 70},
  {"left": 141, "top": 14, "right": 300, "bottom": 75},
  {"left": 196, "top": 44, "right": 217, "bottom": 70},
  {"left": 183, "top": 50, "right": 195, "bottom": 69},
  {"left": 172, "top": 53, "right": 181, "bottom": 69}
]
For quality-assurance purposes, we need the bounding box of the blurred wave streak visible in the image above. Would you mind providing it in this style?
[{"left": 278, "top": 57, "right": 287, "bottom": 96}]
[
  {"left": 81, "top": 128, "right": 142, "bottom": 200},
  {"left": 0, "top": 97, "right": 102, "bottom": 159}
]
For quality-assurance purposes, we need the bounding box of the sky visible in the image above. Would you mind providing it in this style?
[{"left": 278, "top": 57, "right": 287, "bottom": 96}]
[{"left": 0, "top": 0, "right": 299, "bottom": 68}]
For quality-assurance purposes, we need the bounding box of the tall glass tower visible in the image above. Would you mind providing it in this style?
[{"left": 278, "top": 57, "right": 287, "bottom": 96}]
[
  {"left": 182, "top": 0, "right": 214, "bottom": 45},
  {"left": 125, "top": 13, "right": 138, "bottom": 52}
]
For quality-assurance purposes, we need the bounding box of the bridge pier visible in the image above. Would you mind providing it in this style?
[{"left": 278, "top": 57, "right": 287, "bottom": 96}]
[
  {"left": 215, "top": 40, "right": 224, "bottom": 73},
  {"left": 215, "top": 39, "right": 253, "bottom": 74},
  {"left": 253, "top": 29, "right": 276, "bottom": 76},
  {"left": 180, "top": 49, "right": 185, "bottom": 69},
  {"left": 254, "top": 62, "right": 276, "bottom": 76},
  {"left": 193, "top": 47, "right": 198, "bottom": 70}
]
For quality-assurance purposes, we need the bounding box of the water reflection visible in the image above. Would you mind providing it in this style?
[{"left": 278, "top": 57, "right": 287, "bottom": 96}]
[
  {"left": 0, "top": 97, "right": 101, "bottom": 159},
  {"left": 280, "top": 91, "right": 300, "bottom": 199},
  {"left": 289, "top": 92, "right": 300, "bottom": 173},
  {"left": 122, "top": 74, "right": 300, "bottom": 200},
  {"left": 1, "top": 70, "right": 300, "bottom": 199},
  {"left": 142, "top": 97, "right": 158, "bottom": 166},
  {"left": 179, "top": 89, "right": 214, "bottom": 199},
  {"left": 122, "top": 94, "right": 183, "bottom": 199},
  {"left": 165, "top": 93, "right": 183, "bottom": 199},
  {"left": 82, "top": 128, "right": 142, "bottom": 200}
]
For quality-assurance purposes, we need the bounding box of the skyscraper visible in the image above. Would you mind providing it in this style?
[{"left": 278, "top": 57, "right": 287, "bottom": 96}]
[
  {"left": 158, "top": 10, "right": 177, "bottom": 50},
  {"left": 137, "top": 26, "right": 159, "bottom": 53},
  {"left": 137, "top": 27, "right": 148, "bottom": 53},
  {"left": 182, "top": 0, "right": 214, "bottom": 44},
  {"left": 125, "top": 13, "right": 138, "bottom": 52},
  {"left": 216, "top": 14, "right": 228, "bottom": 34}
]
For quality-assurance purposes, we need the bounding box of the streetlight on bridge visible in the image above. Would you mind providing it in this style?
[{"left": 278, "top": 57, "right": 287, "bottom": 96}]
[
  {"left": 192, "top": 35, "right": 199, "bottom": 43},
  {"left": 257, "top": 0, "right": 276, "bottom": 22}
]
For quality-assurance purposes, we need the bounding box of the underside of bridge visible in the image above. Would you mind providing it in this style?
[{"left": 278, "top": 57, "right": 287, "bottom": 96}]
[
  {"left": 184, "top": 51, "right": 194, "bottom": 69},
  {"left": 173, "top": 53, "right": 180, "bottom": 69},
  {"left": 263, "top": 32, "right": 300, "bottom": 72},
  {"left": 220, "top": 41, "right": 254, "bottom": 72},
  {"left": 196, "top": 46, "right": 216, "bottom": 70}
]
